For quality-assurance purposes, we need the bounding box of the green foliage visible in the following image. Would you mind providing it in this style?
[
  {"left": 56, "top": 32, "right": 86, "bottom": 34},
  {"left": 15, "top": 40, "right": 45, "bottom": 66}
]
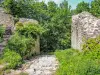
[
  {"left": 73, "top": 0, "right": 100, "bottom": 18},
  {"left": 6, "top": 22, "right": 43, "bottom": 59},
  {"left": 1, "top": 22, "right": 43, "bottom": 69},
  {"left": 16, "top": 22, "right": 44, "bottom": 39},
  {"left": 40, "top": 0, "right": 71, "bottom": 51},
  {"left": 15, "top": 22, "right": 24, "bottom": 31},
  {"left": 0, "top": 25, "right": 5, "bottom": 37},
  {"left": 3, "top": 0, "right": 16, "bottom": 14},
  {"left": 90, "top": 0, "right": 100, "bottom": 17},
  {"left": 59, "top": 32, "right": 71, "bottom": 49},
  {"left": 75, "top": 1, "right": 90, "bottom": 14},
  {"left": 3, "top": 0, "right": 71, "bottom": 52},
  {"left": 3, "top": 49, "right": 22, "bottom": 69},
  {"left": 83, "top": 36, "right": 100, "bottom": 59},
  {"left": 7, "top": 33, "right": 28, "bottom": 58},
  {"left": 55, "top": 36, "right": 100, "bottom": 75},
  {"left": 0, "top": 25, "right": 5, "bottom": 42}
]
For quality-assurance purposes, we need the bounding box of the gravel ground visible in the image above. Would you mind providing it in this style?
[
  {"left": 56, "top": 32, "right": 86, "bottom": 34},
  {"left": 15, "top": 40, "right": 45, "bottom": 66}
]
[{"left": 22, "top": 55, "right": 59, "bottom": 75}]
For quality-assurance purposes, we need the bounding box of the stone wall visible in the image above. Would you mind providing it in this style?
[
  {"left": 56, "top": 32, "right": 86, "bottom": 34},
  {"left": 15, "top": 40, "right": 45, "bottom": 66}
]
[
  {"left": 0, "top": 7, "right": 14, "bottom": 29},
  {"left": 72, "top": 12, "right": 100, "bottom": 50},
  {"left": 0, "top": 7, "right": 40, "bottom": 54},
  {"left": 19, "top": 18, "right": 38, "bottom": 24}
]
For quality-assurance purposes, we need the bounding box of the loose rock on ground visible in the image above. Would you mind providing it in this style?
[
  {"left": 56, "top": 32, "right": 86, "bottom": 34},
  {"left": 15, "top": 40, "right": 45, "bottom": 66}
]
[{"left": 22, "top": 55, "right": 59, "bottom": 75}]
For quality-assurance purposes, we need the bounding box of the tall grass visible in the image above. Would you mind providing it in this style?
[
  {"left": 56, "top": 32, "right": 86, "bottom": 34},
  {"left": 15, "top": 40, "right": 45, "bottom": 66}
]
[{"left": 55, "top": 48, "right": 100, "bottom": 75}]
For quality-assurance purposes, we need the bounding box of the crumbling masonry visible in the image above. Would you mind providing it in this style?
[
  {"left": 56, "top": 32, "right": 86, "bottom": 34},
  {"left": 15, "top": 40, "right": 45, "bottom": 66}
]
[{"left": 72, "top": 12, "right": 100, "bottom": 50}]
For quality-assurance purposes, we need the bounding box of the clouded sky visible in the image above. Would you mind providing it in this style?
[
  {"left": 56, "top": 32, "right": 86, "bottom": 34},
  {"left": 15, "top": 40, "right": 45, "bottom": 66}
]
[{"left": 39, "top": 0, "right": 93, "bottom": 9}]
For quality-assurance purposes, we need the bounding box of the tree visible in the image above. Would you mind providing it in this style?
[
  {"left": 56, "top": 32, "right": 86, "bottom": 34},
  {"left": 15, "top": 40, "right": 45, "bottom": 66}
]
[
  {"left": 75, "top": 1, "right": 90, "bottom": 14},
  {"left": 31, "top": 1, "right": 48, "bottom": 22},
  {"left": 90, "top": 0, "right": 100, "bottom": 17},
  {"left": 40, "top": 0, "right": 71, "bottom": 51},
  {"left": 47, "top": 1, "right": 57, "bottom": 18},
  {"left": 3, "top": 0, "right": 72, "bottom": 52}
]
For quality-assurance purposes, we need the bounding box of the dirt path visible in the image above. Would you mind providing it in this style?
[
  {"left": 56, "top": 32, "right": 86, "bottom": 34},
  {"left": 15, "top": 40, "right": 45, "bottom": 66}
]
[{"left": 22, "top": 55, "right": 59, "bottom": 75}]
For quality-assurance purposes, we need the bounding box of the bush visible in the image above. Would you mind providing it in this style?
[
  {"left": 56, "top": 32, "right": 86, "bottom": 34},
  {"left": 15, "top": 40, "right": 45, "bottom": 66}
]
[
  {"left": 16, "top": 22, "right": 44, "bottom": 39},
  {"left": 40, "top": 21, "right": 71, "bottom": 52},
  {"left": 55, "top": 48, "right": 100, "bottom": 75},
  {"left": 83, "top": 36, "right": 100, "bottom": 59},
  {"left": 2, "top": 22, "right": 44, "bottom": 69},
  {"left": 0, "top": 25, "right": 5, "bottom": 37},
  {"left": 23, "top": 38, "right": 35, "bottom": 59},
  {"left": 3, "top": 49, "right": 22, "bottom": 69},
  {"left": 5, "top": 22, "right": 43, "bottom": 59},
  {"left": 0, "top": 25, "right": 5, "bottom": 42},
  {"left": 7, "top": 33, "right": 27, "bottom": 57},
  {"left": 15, "top": 22, "right": 24, "bottom": 31},
  {"left": 7, "top": 33, "right": 35, "bottom": 59}
]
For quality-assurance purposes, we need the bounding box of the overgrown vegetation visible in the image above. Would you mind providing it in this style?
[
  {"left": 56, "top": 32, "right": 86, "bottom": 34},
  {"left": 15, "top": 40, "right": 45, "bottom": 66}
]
[
  {"left": 0, "top": 25, "right": 5, "bottom": 42},
  {"left": 2, "top": 0, "right": 71, "bottom": 52},
  {"left": 55, "top": 36, "right": 100, "bottom": 75},
  {"left": 72, "top": 0, "right": 100, "bottom": 17},
  {"left": 1, "top": 0, "right": 100, "bottom": 53},
  {"left": 0, "top": 22, "right": 43, "bottom": 69},
  {"left": 3, "top": 49, "right": 22, "bottom": 69},
  {"left": 0, "top": 0, "right": 100, "bottom": 74}
]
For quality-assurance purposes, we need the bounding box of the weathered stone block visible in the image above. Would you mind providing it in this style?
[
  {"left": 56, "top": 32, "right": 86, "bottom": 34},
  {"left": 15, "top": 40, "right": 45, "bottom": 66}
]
[
  {"left": 0, "top": 7, "right": 14, "bottom": 29},
  {"left": 72, "top": 12, "right": 100, "bottom": 50}
]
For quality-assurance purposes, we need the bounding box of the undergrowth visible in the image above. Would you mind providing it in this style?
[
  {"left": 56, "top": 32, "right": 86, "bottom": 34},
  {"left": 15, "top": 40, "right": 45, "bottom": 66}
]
[{"left": 55, "top": 36, "right": 100, "bottom": 75}]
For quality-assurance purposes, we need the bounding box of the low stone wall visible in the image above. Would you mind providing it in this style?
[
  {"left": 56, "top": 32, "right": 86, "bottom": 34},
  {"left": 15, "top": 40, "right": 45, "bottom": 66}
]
[{"left": 72, "top": 12, "right": 100, "bottom": 50}]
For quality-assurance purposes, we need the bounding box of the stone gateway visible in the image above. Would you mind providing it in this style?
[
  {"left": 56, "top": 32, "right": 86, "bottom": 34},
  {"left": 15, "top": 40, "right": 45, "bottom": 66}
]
[{"left": 72, "top": 12, "right": 100, "bottom": 50}]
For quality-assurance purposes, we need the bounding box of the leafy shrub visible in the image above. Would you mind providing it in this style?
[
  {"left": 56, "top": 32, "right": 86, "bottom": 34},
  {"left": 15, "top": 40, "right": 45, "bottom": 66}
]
[
  {"left": 2, "top": 22, "right": 44, "bottom": 70},
  {"left": 3, "top": 49, "right": 22, "bottom": 69},
  {"left": 40, "top": 21, "right": 71, "bottom": 52},
  {"left": 16, "top": 22, "right": 44, "bottom": 39},
  {"left": 7, "top": 33, "right": 35, "bottom": 59},
  {"left": 23, "top": 38, "right": 35, "bottom": 59},
  {"left": 59, "top": 32, "right": 71, "bottom": 49},
  {"left": 5, "top": 22, "right": 43, "bottom": 59},
  {"left": 0, "top": 25, "right": 5, "bottom": 42},
  {"left": 3, "top": 0, "right": 71, "bottom": 52},
  {"left": 7, "top": 33, "right": 27, "bottom": 57},
  {"left": 15, "top": 22, "right": 24, "bottom": 31},
  {"left": 55, "top": 47, "right": 100, "bottom": 75},
  {"left": 83, "top": 36, "right": 100, "bottom": 59},
  {"left": 0, "top": 25, "right": 5, "bottom": 36}
]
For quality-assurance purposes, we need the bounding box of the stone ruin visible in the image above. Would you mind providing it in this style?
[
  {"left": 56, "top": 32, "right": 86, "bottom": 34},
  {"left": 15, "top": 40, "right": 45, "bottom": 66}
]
[
  {"left": 71, "top": 12, "right": 100, "bottom": 51},
  {"left": 0, "top": 7, "right": 40, "bottom": 54},
  {"left": 0, "top": 7, "right": 14, "bottom": 28},
  {"left": 0, "top": 7, "right": 14, "bottom": 53},
  {"left": 0, "top": 7, "right": 14, "bottom": 34}
]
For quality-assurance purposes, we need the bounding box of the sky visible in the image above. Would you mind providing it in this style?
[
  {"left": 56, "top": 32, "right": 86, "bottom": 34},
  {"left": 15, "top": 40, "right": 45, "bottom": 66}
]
[{"left": 39, "top": 0, "right": 93, "bottom": 9}]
